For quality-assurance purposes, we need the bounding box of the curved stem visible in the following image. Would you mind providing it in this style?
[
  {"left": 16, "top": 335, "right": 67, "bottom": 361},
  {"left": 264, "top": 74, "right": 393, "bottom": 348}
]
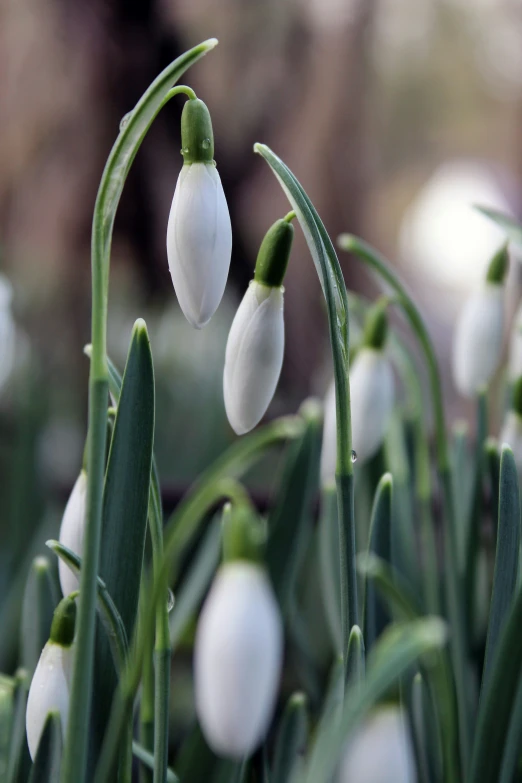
[
  {"left": 338, "top": 233, "right": 471, "bottom": 776},
  {"left": 61, "top": 39, "right": 218, "bottom": 783}
]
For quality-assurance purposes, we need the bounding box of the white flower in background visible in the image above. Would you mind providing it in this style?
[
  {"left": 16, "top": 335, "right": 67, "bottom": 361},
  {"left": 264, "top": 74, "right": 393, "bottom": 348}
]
[
  {"left": 320, "top": 301, "right": 394, "bottom": 481},
  {"left": 501, "top": 412, "right": 522, "bottom": 473},
  {"left": 452, "top": 245, "right": 508, "bottom": 398},
  {"left": 0, "top": 274, "right": 16, "bottom": 392},
  {"left": 194, "top": 561, "right": 283, "bottom": 758},
  {"left": 339, "top": 706, "right": 416, "bottom": 783},
  {"left": 26, "top": 596, "right": 76, "bottom": 760},
  {"left": 224, "top": 215, "right": 294, "bottom": 435},
  {"left": 58, "top": 470, "right": 87, "bottom": 596},
  {"left": 167, "top": 97, "right": 232, "bottom": 329},
  {"left": 508, "top": 300, "right": 522, "bottom": 381}
]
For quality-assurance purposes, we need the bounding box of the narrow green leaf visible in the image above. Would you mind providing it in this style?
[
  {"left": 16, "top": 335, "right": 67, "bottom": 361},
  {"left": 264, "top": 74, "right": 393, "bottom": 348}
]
[
  {"left": 0, "top": 678, "right": 15, "bottom": 782},
  {"left": 498, "top": 676, "right": 522, "bottom": 783},
  {"left": 318, "top": 485, "right": 341, "bottom": 653},
  {"left": 305, "top": 618, "right": 448, "bottom": 782},
  {"left": 363, "top": 474, "right": 393, "bottom": 649},
  {"left": 266, "top": 399, "right": 322, "bottom": 613},
  {"left": 7, "top": 669, "right": 31, "bottom": 783},
  {"left": 450, "top": 422, "right": 472, "bottom": 572},
  {"left": 484, "top": 438, "right": 500, "bottom": 534},
  {"left": 28, "top": 711, "right": 62, "bottom": 783},
  {"left": 483, "top": 446, "right": 520, "bottom": 686},
  {"left": 346, "top": 625, "right": 365, "bottom": 686},
  {"left": 475, "top": 206, "right": 522, "bottom": 249},
  {"left": 132, "top": 742, "right": 179, "bottom": 783},
  {"left": 272, "top": 693, "right": 308, "bottom": 783},
  {"left": 411, "top": 673, "right": 436, "bottom": 783},
  {"left": 469, "top": 584, "right": 522, "bottom": 783},
  {"left": 20, "top": 556, "right": 59, "bottom": 676},
  {"left": 92, "top": 319, "right": 155, "bottom": 756},
  {"left": 46, "top": 540, "right": 128, "bottom": 670}
]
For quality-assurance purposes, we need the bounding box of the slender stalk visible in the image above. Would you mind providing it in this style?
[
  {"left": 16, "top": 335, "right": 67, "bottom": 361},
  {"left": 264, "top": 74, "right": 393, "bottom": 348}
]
[
  {"left": 61, "top": 39, "right": 219, "bottom": 783},
  {"left": 139, "top": 650, "right": 154, "bottom": 783},
  {"left": 338, "top": 234, "right": 471, "bottom": 776}
]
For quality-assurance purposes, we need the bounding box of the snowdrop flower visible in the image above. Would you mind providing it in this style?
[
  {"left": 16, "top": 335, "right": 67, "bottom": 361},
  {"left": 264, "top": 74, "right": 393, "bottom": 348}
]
[
  {"left": 167, "top": 97, "right": 232, "bottom": 329},
  {"left": 224, "top": 214, "right": 295, "bottom": 434},
  {"left": 58, "top": 470, "right": 87, "bottom": 596},
  {"left": 500, "top": 376, "right": 522, "bottom": 474},
  {"left": 26, "top": 595, "right": 76, "bottom": 759},
  {"left": 321, "top": 300, "right": 394, "bottom": 482},
  {"left": 452, "top": 245, "right": 508, "bottom": 397},
  {"left": 194, "top": 505, "right": 283, "bottom": 758},
  {"left": 0, "top": 274, "right": 16, "bottom": 391},
  {"left": 339, "top": 705, "right": 416, "bottom": 783},
  {"left": 508, "top": 300, "right": 522, "bottom": 381}
]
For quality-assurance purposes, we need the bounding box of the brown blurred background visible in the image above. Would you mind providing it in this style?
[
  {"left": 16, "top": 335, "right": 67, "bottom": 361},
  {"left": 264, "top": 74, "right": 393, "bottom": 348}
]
[{"left": 2, "top": 0, "right": 522, "bottom": 656}]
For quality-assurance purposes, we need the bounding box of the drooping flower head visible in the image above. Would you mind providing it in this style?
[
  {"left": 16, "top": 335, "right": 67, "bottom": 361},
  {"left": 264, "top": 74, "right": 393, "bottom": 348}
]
[
  {"left": 167, "top": 96, "right": 232, "bottom": 329},
  {"left": 58, "top": 470, "right": 87, "bottom": 596}
]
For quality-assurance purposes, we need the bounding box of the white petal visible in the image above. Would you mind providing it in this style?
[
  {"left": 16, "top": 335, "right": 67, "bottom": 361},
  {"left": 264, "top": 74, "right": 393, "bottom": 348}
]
[
  {"left": 320, "top": 381, "right": 337, "bottom": 485},
  {"left": 58, "top": 471, "right": 87, "bottom": 596},
  {"left": 452, "top": 284, "right": 504, "bottom": 397},
  {"left": 0, "top": 304, "right": 16, "bottom": 391},
  {"left": 223, "top": 281, "right": 284, "bottom": 435},
  {"left": 339, "top": 706, "right": 416, "bottom": 783},
  {"left": 26, "top": 642, "right": 73, "bottom": 760},
  {"left": 194, "top": 562, "right": 283, "bottom": 758},
  {"left": 508, "top": 300, "right": 522, "bottom": 381},
  {"left": 350, "top": 349, "right": 394, "bottom": 463},
  {"left": 167, "top": 163, "right": 232, "bottom": 329},
  {"left": 500, "top": 411, "right": 522, "bottom": 474}
]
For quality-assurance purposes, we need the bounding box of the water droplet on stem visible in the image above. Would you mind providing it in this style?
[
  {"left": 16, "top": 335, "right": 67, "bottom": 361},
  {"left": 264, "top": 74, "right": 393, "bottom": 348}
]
[
  {"left": 351, "top": 450, "right": 357, "bottom": 463},
  {"left": 167, "top": 589, "right": 175, "bottom": 613}
]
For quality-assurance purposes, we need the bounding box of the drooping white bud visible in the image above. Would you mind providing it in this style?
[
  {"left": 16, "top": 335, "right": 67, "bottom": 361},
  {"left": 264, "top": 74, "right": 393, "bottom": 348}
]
[
  {"left": 223, "top": 281, "right": 284, "bottom": 435},
  {"left": 26, "top": 595, "right": 76, "bottom": 760},
  {"left": 339, "top": 706, "right": 416, "bottom": 783},
  {"left": 452, "top": 283, "right": 505, "bottom": 397},
  {"left": 58, "top": 471, "right": 87, "bottom": 596},
  {"left": 194, "top": 562, "right": 283, "bottom": 758},
  {"left": 320, "top": 347, "right": 394, "bottom": 482}
]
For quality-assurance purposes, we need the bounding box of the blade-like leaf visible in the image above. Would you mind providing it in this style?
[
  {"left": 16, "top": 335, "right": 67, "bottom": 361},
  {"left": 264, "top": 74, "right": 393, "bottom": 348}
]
[
  {"left": 363, "top": 474, "right": 393, "bottom": 649},
  {"left": 92, "top": 319, "right": 154, "bottom": 755},
  {"left": 346, "top": 625, "right": 365, "bottom": 686},
  {"left": 318, "top": 485, "right": 341, "bottom": 653},
  {"left": 20, "top": 557, "right": 59, "bottom": 676},
  {"left": 266, "top": 399, "right": 322, "bottom": 613},
  {"left": 28, "top": 712, "right": 62, "bottom": 783},
  {"left": 0, "top": 677, "right": 15, "bottom": 781},
  {"left": 7, "top": 669, "right": 31, "bottom": 783},
  {"left": 272, "top": 693, "right": 308, "bottom": 783},
  {"left": 132, "top": 742, "right": 178, "bottom": 783},
  {"left": 474, "top": 206, "right": 522, "bottom": 249},
  {"left": 483, "top": 446, "right": 520, "bottom": 686}
]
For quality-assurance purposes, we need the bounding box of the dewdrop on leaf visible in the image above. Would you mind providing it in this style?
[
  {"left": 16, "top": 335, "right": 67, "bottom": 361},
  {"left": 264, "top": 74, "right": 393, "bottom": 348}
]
[
  {"left": 167, "top": 98, "right": 232, "bottom": 329},
  {"left": 224, "top": 215, "right": 294, "bottom": 434},
  {"left": 58, "top": 470, "right": 87, "bottom": 596},
  {"left": 452, "top": 245, "right": 508, "bottom": 398},
  {"left": 26, "top": 596, "right": 76, "bottom": 760}
]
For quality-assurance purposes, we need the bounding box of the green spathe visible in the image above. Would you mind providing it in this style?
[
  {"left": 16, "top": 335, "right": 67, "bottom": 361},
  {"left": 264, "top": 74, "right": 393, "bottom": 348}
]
[
  {"left": 49, "top": 596, "right": 77, "bottom": 649},
  {"left": 362, "top": 299, "right": 389, "bottom": 350},
  {"left": 181, "top": 98, "right": 214, "bottom": 164},
  {"left": 222, "top": 503, "right": 265, "bottom": 564},
  {"left": 486, "top": 244, "right": 509, "bottom": 285},
  {"left": 254, "top": 213, "right": 295, "bottom": 288}
]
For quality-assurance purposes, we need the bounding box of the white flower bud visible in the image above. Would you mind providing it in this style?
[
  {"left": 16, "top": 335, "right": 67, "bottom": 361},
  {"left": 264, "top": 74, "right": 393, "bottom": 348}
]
[
  {"left": 452, "top": 283, "right": 504, "bottom": 397},
  {"left": 58, "top": 471, "right": 87, "bottom": 596},
  {"left": 508, "top": 300, "right": 522, "bottom": 381},
  {"left": 320, "top": 347, "right": 394, "bottom": 482},
  {"left": 25, "top": 641, "right": 73, "bottom": 760},
  {"left": 0, "top": 274, "right": 16, "bottom": 392},
  {"left": 339, "top": 706, "right": 416, "bottom": 783},
  {"left": 167, "top": 162, "right": 232, "bottom": 329},
  {"left": 500, "top": 411, "right": 522, "bottom": 474},
  {"left": 194, "top": 562, "right": 283, "bottom": 758},
  {"left": 223, "top": 281, "right": 284, "bottom": 435}
]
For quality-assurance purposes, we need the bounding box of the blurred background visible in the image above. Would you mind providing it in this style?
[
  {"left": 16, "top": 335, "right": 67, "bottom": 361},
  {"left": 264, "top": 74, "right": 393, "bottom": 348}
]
[{"left": 1, "top": 0, "right": 522, "bottom": 668}]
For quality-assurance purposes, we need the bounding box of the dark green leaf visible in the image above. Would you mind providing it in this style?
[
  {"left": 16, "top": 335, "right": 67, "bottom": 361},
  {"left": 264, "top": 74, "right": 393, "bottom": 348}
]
[
  {"left": 318, "top": 485, "right": 341, "bottom": 653},
  {"left": 93, "top": 320, "right": 155, "bottom": 754},
  {"left": 363, "top": 474, "right": 393, "bottom": 648},
  {"left": 266, "top": 399, "right": 322, "bottom": 613},
  {"left": 346, "top": 625, "right": 365, "bottom": 686},
  {"left": 483, "top": 446, "right": 520, "bottom": 686},
  {"left": 0, "top": 677, "right": 15, "bottom": 782},
  {"left": 272, "top": 693, "right": 308, "bottom": 783},
  {"left": 7, "top": 669, "right": 31, "bottom": 783},
  {"left": 28, "top": 711, "right": 62, "bottom": 783}
]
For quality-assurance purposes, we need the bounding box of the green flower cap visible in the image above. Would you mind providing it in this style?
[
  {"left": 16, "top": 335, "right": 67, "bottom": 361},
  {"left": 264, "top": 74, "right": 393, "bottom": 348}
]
[
  {"left": 254, "top": 213, "right": 296, "bottom": 288},
  {"left": 486, "top": 244, "right": 509, "bottom": 285},
  {"left": 50, "top": 595, "right": 77, "bottom": 648},
  {"left": 362, "top": 298, "right": 388, "bottom": 350},
  {"left": 222, "top": 503, "right": 265, "bottom": 564},
  {"left": 513, "top": 376, "right": 522, "bottom": 417},
  {"left": 181, "top": 98, "right": 214, "bottom": 165}
]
